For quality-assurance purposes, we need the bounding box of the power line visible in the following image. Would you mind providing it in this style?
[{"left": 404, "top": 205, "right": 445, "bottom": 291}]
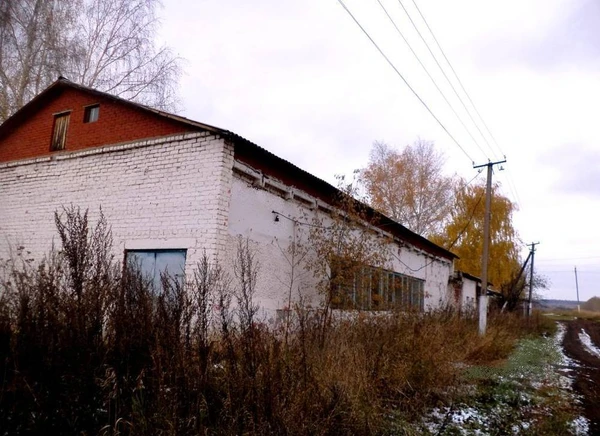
[
  {"left": 393, "top": 178, "right": 485, "bottom": 274},
  {"left": 445, "top": 185, "right": 485, "bottom": 250},
  {"left": 492, "top": 168, "right": 521, "bottom": 211},
  {"left": 502, "top": 170, "right": 522, "bottom": 209},
  {"left": 537, "top": 255, "right": 600, "bottom": 262},
  {"left": 465, "top": 170, "right": 483, "bottom": 186},
  {"left": 375, "top": 0, "right": 489, "bottom": 162},
  {"left": 336, "top": 0, "right": 474, "bottom": 164},
  {"left": 407, "top": 0, "right": 524, "bottom": 210},
  {"left": 409, "top": 0, "right": 505, "bottom": 160},
  {"left": 395, "top": 0, "right": 496, "bottom": 161}
]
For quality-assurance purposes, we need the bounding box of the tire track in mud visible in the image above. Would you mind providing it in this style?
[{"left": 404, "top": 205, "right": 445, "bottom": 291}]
[{"left": 562, "top": 319, "right": 600, "bottom": 434}]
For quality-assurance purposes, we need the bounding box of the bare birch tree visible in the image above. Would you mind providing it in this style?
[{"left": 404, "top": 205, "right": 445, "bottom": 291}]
[
  {"left": 0, "top": 0, "right": 180, "bottom": 122},
  {"left": 360, "top": 139, "right": 455, "bottom": 237},
  {"left": 0, "top": 0, "right": 73, "bottom": 121}
]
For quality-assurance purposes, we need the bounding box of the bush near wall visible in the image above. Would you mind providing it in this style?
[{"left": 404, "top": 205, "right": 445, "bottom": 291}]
[{"left": 0, "top": 208, "right": 552, "bottom": 435}]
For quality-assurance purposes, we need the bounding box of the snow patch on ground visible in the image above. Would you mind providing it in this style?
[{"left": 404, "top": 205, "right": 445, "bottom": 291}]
[
  {"left": 424, "top": 406, "right": 487, "bottom": 435},
  {"left": 555, "top": 323, "right": 590, "bottom": 435},
  {"left": 579, "top": 329, "right": 600, "bottom": 358},
  {"left": 421, "top": 324, "right": 590, "bottom": 435},
  {"left": 572, "top": 416, "right": 590, "bottom": 435},
  {"left": 555, "top": 323, "right": 580, "bottom": 390}
]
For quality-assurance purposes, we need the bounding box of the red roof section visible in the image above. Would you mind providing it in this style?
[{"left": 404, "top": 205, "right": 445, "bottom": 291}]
[{"left": 0, "top": 78, "right": 202, "bottom": 162}]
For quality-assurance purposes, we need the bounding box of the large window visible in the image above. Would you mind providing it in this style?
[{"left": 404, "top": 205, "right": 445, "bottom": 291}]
[
  {"left": 331, "top": 265, "right": 424, "bottom": 311},
  {"left": 126, "top": 249, "right": 186, "bottom": 292},
  {"left": 50, "top": 112, "right": 70, "bottom": 151}
]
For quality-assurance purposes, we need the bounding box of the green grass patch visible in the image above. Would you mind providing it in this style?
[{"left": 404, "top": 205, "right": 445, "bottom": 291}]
[{"left": 419, "top": 330, "right": 586, "bottom": 435}]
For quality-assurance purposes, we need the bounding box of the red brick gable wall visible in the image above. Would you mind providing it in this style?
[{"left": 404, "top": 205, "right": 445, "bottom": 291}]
[{"left": 0, "top": 88, "right": 196, "bottom": 162}]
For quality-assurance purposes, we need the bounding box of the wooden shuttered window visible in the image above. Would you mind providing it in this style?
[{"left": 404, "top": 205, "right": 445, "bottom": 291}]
[{"left": 51, "top": 112, "right": 70, "bottom": 151}]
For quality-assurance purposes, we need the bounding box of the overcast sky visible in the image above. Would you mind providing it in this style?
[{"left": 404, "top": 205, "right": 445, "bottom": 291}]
[{"left": 158, "top": 0, "right": 600, "bottom": 301}]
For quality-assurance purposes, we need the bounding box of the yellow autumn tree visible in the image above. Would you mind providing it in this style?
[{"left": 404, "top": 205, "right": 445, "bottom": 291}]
[
  {"left": 430, "top": 179, "right": 521, "bottom": 290},
  {"left": 360, "top": 140, "right": 455, "bottom": 237}
]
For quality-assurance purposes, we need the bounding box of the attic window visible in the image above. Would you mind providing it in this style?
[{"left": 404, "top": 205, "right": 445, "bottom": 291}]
[
  {"left": 84, "top": 104, "right": 100, "bottom": 123},
  {"left": 50, "top": 112, "right": 70, "bottom": 151}
]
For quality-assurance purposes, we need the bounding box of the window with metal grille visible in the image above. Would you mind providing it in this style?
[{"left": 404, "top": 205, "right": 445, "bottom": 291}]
[
  {"left": 330, "top": 263, "right": 424, "bottom": 311},
  {"left": 50, "top": 112, "right": 70, "bottom": 151},
  {"left": 83, "top": 104, "right": 99, "bottom": 123}
]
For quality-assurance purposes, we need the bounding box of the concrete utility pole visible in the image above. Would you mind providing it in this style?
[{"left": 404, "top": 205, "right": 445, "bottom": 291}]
[
  {"left": 473, "top": 159, "right": 506, "bottom": 336},
  {"left": 527, "top": 242, "right": 539, "bottom": 317},
  {"left": 575, "top": 266, "right": 580, "bottom": 312}
]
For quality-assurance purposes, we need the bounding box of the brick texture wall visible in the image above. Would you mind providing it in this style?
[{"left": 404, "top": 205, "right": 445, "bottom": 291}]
[
  {"left": 227, "top": 165, "right": 454, "bottom": 317},
  {"left": 0, "top": 132, "right": 234, "bottom": 272},
  {"left": 0, "top": 87, "right": 196, "bottom": 162}
]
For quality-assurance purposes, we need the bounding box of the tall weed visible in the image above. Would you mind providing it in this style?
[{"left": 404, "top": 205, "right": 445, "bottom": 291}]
[{"left": 0, "top": 209, "right": 548, "bottom": 435}]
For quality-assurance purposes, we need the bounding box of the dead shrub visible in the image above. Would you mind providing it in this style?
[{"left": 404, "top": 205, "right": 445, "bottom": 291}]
[{"left": 0, "top": 209, "right": 547, "bottom": 435}]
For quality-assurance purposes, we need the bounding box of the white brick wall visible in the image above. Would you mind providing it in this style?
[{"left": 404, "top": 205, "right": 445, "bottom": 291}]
[
  {"left": 461, "top": 276, "right": 477, "bottom": 311},
  {"left": 227, "top": 173, "right": 322, "bottom": 316},
  {"left": 0, "top": 132, "right": 234, "bottom": 274},
  {"left": 0, "top": 131, "right": 452, "bottom": 318},
  {"left": 227, "top": 164, "right": 454, "bottom": 317}
]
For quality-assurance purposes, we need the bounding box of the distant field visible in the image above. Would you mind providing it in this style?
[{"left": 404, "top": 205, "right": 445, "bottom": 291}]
[{"left": 537, "top": 299, "right": 582, "bottom": 311}]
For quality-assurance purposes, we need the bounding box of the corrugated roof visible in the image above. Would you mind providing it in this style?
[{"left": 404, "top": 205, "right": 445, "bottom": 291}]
[{"left": 0, "top": 77, "right": 458, "bottom": 261}]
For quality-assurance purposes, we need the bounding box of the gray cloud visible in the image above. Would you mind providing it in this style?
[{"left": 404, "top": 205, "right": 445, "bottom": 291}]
[
  {"left": 541, "top": 144, "right": 600, "bottom": 196},
  {"left": 474, "top": 0, "right": 600, "bottom": 70}
]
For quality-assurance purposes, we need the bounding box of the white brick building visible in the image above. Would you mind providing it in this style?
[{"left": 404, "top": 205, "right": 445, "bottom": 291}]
[{"left": 0, "top": 79, "right": 458, "bottom": 318}]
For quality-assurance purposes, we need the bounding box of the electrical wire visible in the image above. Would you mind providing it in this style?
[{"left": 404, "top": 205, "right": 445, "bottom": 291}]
[
  {"left": 409, "top": 0, "right": 524, "bottom": 211},
  {"left": 393, "top": 191, "right": 482, "bottom": 275},
  {"left": 444, "top": 188, "right": 485, "bottom": 251},
  {"left": 387, "top": 172, "right": 484, "bottom": 273},
  {"left": 537, "top": 255, "right": 600, "bottom": 262},
  {"left": 375, "top": 0, "right": 489, "bottom": 162},
  {"left": 272, "top": 210, "right": 333, "bottom": 229},
  {"left": 392, "top": 173, "right": 483, "bottom": 272},
  {"left": 388, "top": 0, "right": 523, "bottom": 213},
  {"left": 274, "top": 168, "right": 484, "bottom": 275},
  {"left": 498, "top": 169, "right": 522, "bottom": 210},
  {"left": 406, "top": 0, "right": 501, "bottom": 160},
  {"left": 465, "top": 170, "right": 483, "bottom": 187},
  {"left": 336, "top": 0, "right": 474, "bottom": 164}
]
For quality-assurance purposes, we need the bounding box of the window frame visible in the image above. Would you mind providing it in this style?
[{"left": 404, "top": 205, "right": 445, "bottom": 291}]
[
  {"left": 125, "top": 249, "right": 187, "bottom": 293},
  {"left": 50, "top": 111, "right": 71, "bottom": 151},
  {"left": 83, "top": 104, "right": 100, "bottom": 123},
  {"left": 331, "top": 263, "right": 425, "bottom": 311}
]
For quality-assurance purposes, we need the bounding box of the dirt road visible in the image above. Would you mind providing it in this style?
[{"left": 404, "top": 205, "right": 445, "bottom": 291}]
[{"left": 562, "top": 319, "right": 600, "bottom": 434}]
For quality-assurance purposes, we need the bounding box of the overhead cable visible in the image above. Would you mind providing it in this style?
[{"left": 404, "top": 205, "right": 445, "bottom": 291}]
[
  {"left": 410, "top": 0, "right": 506, "bottom": 159},
  {"left": 406, "top": 0, "right": 524, "bottom": 208},
  {"left": 375, "top": 0, "right": 490, "bottom": 162},
  {"left": 336, "top": 0, "right": 474, "bottom": 164},
  {"left": 398, "top": 0, "right": 498, "bottom": 160}
]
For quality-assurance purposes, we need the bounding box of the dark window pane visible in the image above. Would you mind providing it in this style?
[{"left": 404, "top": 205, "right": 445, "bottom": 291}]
[
  {"left": 84, "top": 105, "right": 100, "bottom": 123},
  {"left": 155, "top": 250, "right": 186, "bottom": 288},
  {"left": 126, "top": 249, "right": 186, "bottom": 293}
]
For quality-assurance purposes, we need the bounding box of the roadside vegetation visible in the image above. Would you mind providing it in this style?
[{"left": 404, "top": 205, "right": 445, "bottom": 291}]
[
  {"left": 0, "top": 208, "right": 575, "bottom": 435},
  {"left": 419, "top": 321, "right": 585, "bottom": 435}
]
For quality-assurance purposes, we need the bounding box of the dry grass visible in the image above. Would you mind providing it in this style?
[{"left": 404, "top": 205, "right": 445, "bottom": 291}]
[
  {"left": 544, "top": 308, "right": 600, "bottom": 322},
  {"left": 0, "top": 208, "right": 550, "bottom": 435}
]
